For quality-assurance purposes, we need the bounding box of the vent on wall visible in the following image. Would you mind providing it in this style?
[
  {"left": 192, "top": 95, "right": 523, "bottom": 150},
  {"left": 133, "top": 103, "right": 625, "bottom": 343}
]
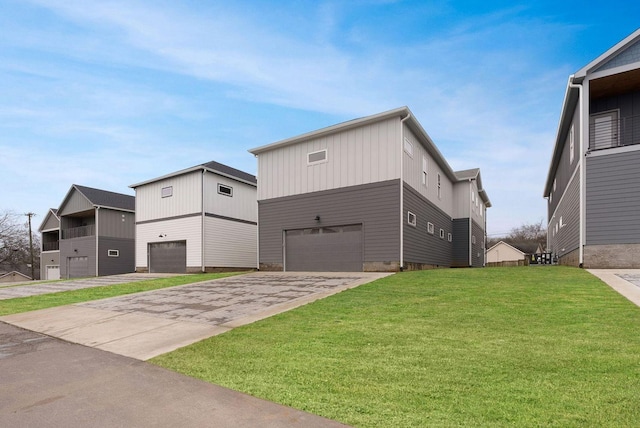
[{"left": 308, "top": 149, "right": 327, "bottom": 165}]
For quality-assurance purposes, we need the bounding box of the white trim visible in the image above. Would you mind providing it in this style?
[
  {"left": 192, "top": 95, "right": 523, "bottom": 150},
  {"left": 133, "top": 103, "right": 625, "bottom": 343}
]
[
  {"left": 427, "top": 222, "right": 434, "bottom": 235},
  {"left": 407, "top": 211, "right": 417, "bottom": 227},
  {"left": 307, "top": 149, "right": 328, "bottom": 165},
  {"left": 107, "top": 249, "right": 119, "bottom": 257}
]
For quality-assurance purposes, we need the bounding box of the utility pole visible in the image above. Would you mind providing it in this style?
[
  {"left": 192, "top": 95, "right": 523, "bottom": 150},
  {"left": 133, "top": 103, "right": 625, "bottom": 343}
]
[{"left": 25, "top": 212, "right": 35, "bottom": 280}]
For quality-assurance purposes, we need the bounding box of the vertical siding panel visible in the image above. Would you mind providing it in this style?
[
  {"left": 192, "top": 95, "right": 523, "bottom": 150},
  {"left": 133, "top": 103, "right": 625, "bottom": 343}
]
[{"left": 204, "top": 217, "right": 257, "bottom": 268}]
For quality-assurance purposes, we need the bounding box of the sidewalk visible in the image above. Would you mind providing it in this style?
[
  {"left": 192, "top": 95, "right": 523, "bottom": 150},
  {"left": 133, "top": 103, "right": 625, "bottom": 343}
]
[{"left": 587, "top": 269, "right": 640, "bottom": 307}]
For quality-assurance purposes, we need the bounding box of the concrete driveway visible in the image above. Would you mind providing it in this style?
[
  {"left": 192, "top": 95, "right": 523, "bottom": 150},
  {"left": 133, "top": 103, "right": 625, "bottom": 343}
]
[
  {"left": 587, "top": 269, "right": 640, "bottom": 306},
  {"left": 0, "top": 272, "right": 391, "bottom": 360}
]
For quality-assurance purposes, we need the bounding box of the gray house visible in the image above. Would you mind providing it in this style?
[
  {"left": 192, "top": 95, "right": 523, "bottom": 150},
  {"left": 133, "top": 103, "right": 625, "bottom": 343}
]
[
  {"left": 544, "top": 28, "right": 640, "bottom": 268},
  {"left": 249, "top": 106, "right": 491, "bottom": 272},
  {"left": 57, "top": 184, "right": 135, "bottom": 278},
  {"left": 38, "top": 208, "right": 60, "bottom": 280},
  {"left": 130, "top": 161, "right": 257, "bottom": 273}
]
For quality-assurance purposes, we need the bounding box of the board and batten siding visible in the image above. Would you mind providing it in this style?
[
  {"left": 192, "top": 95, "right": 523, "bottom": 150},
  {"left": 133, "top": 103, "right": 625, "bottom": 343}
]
[
  {"left": 452, "top": 180, "right": 485, "bottom": 226},
  {"left": 97, "top": 208, "right": 135, "bottom": 239},
  {"left": 203, "top": 173, "right": 257, "bottom": 223},
  {"left": 452, "top": 218, "right": 470, "bottom": 267},
  {"left": 402, "top": 127, "right": 454, "bottom": 217},
  {"left": 59, "top": 190, "right": 93, "bottom": 216},
  {"left": 41, "top": 213, "right": 59, "bottom": 231},
  {"left": 204, "top": 216, "right": 257, "bottom": 268},
  {"left": 586, "top": 149, "right": 640, "bottom": 244},
  {"left": 548, "top": 167, "right": 580, "bottom": 256},
  {"left": 403, "top": 183, "right": 453, "bottom": 267},
  {"left": 471, "top": 220, "right": 484, "bottom": 267},
  {"left": 135, "top": 171, "right": 202, "bottom": 223},
  {"left": 258, "top": 180, "right": 400, "bottom": 268},
  {"left": 257, "top": 117, "right": 401, "bottom": 201},
  {"left": 135, "top": 216, "right": 202, "bottom": 269}
]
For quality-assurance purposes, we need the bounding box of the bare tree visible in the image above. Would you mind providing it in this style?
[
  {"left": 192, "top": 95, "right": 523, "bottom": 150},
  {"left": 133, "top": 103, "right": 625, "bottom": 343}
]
[
  {"left": 487, "top": 220, "right": 546, "bottom": 251},
  {"left": 0, "top": 210, "right": 40, "bottom": 278}
]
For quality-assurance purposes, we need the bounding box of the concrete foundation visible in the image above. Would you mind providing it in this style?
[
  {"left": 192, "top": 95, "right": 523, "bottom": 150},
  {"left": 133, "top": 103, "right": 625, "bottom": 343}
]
[{"left": 583, "top": 244, "right": 640, "bottom": 268}]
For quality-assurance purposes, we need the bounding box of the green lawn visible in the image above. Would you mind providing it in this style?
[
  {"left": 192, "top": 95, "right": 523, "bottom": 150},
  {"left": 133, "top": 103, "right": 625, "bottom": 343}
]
[
  {"left": 0, "top": 272, "right": 244, "bottom": 316},
  {"left": 152, "top": 267, "right": 640, "bottom": 427}
]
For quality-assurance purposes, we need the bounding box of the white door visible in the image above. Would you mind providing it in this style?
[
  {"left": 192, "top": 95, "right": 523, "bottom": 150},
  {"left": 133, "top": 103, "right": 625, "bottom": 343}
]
[
  {"left": 46, "top": 265, "right": 60, "bottom": 280},
  {"left": 591, "top": 111, "right": 618, "bottom": 150}
]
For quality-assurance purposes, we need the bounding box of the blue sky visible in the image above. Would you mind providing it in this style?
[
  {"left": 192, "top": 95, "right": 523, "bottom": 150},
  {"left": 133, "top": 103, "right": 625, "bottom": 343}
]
[{"left": 1, "top": 0, "right": 638, "bottom": 236}]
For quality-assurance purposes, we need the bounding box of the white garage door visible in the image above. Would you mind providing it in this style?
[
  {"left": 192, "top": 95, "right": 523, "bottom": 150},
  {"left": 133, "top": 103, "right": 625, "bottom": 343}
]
[
  {"left": 68, "top": 256, "right": 89, "bottom": 278},
  {"left": 285, "top": 224, "right": 363, "bottom": 272},
  {"left": 46, "top": 265, "right": 60, "bottom": 280},
  {"left": 149, "top": 241, "right": 187, "bottom": 273}
]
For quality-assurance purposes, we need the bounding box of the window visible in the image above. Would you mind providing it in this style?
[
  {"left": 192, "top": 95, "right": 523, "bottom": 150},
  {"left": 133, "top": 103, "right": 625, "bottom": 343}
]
[
  {"left": 107, "top": 249, "right": 119, "bottom": 257},
  {"left": 308, "top": 149, "right": 327, "bottom": 165},
  {"left": 472, "top": 235, "right": 476, "bottom": 245},
  {"left": 439, "top": 228, "right": 445, "bottom": 239},
  {"left": 437, "top": 173, "right": 442, "bottom": 199},
  {"left": 404, "top": 138, "right": 413, "bottom": 157},
  {"left": 422, "top": 157, "right": 428, "bottom": 186},
  {"left": 553, "top": 179, "right": 557, "bottom": 192},
  {"left": 480, "top": 202, "right": 483, "bottom": 217},
  {"left": 407, "top": 211, "right": 417, "bottom": 227},
  {"left": 161, "top": 186, "right": 173, "bottom": 198},
  {"left": 217, "top": 184, "right": 233, "bottom": 197},
  {"left": 448, "top": 232, "right": 452, "bottom": 242},
  {"left": 559, "top": 216, "right": 564, "bottom": 228},
  {"left": 569, "top": 126, "right": 575, "bottom": 164},
  {"left": 427, "top": 222, "right": 435, "bottom": 234}
]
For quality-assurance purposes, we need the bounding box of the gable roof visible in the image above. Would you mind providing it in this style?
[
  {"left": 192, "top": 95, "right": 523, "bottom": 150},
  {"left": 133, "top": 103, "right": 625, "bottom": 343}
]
[
  {"left": 544, "top": 28, "right": 640, "bottom": 196},
  {"left": 130, "top": 160, "right": 257, "bottom": 188},
  {"left": 487, "top": 241, "right": 525, "bottom": 256},
  {"left": 59, "top": 184, "right": 135, "bottom": 213},
  {"left": 454, "top": 168, "right": 492, "bottom": 207},
  {"left": 249, "top": 106, "right": 491, "bottom": 206},
  {"left": 38, "top": 208, "right": 59, "bottom": 232},
  {"left": 0, "top": 271, "right": 32, "bottom": 282}
]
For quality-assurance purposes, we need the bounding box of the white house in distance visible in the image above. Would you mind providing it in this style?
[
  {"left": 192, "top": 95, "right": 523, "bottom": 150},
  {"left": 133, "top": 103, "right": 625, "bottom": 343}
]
[{"left": 130, "top": 161, "right": 257, "bottom": 273}]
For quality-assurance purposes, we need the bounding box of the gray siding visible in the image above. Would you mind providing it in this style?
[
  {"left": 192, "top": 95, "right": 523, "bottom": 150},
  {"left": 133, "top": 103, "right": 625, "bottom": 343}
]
[
  {"left": 59, "top": 189, "right": 93, "bottom": 216},
  {"left": 258, "top": 180, "right": 400, "bottom": 266},
  {"left": 452, "top": 218, "right": 469, "bottom": 267},
  {"left": 586, "top": 149, "right": 640, "bottom": 244},
  {"left": 471, "top": 220, "right": 484, "bottom": 267},
  {"left": 548, "top": 104, "right": 580, "bottom": 220},
  {"left": 594, "top": 40, "right": 640, "bottom": 73},
  {"left": 98, "top": 208, "right": 135, "bottom": 239},
  {"left": 41, "top": 213, "right": 59, "bottom": 231},
  {"left": 98, "top": 237, "right": 135, "bottom": 276},
  {"left": 60, "top": 236, "right": 96, "bottom": 278},
  {"left": 548, "top": 168, "right": 580, "bottom": 256},
  {"left": 403, "top": 183, "right": 452, "bottom": 267}
]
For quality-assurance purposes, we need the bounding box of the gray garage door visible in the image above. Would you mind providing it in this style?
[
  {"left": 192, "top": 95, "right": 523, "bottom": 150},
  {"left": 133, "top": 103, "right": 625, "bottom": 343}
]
[
  {"left": 68, "top": 256, "right": 89, "bottom": 278},
  {"left": 285, "top": 224, "right": 363, "bottom": 272},
  {"left": 149, "top": 241, "right": 187, "bottom": 273}
]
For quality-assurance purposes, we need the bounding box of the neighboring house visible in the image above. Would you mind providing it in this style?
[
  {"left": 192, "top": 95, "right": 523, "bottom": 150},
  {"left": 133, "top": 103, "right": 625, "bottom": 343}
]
[
  {"left": 38, "top": 208, "right": 60, "bottom": 280},
  {"left": 249, "top": 106, "right": 491, "bottom": 272},
  {"left": 130, "top": 161, "right": 257, "bottom": 273},
  {"left": 57, "top": 184, "right": 135, "bottom": 278},
  {"left": 544, "top": 28, "right": 640, "bottom": 268},
  {"left": 486, "top": 241, "right": 541, "bottom": 266},
  {"left": 487, "top": 241, "right": 526, "bottom": 264},
  {"left": 0, "top": 271, "right": 31, "bottom": 283}
]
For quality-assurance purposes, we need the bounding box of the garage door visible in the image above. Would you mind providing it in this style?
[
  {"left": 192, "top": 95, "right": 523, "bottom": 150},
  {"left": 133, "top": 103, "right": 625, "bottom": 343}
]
[
  {"left": 285, "top": 224, "right": 363, "bottom": 272},
  {"left": 149, "top": 241, "right": 187, "bottom": 273},
  {"left": 68, "top": 257, "right": 89, "bottom": 278},
  {"left": 46, "top": 265, "right": 60, "bottom": 280}
]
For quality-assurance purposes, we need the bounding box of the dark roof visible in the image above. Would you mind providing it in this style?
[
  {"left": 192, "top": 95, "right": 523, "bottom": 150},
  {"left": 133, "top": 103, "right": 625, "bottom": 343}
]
[
  {"left": 202, "top": 160, "right": 257, "bottom": 184},
  {"left": 74, "top": 185, "right": 135, "bottom": 211},
  {"left": 509, "top": 241, "right": 541, "bottom": 254}
]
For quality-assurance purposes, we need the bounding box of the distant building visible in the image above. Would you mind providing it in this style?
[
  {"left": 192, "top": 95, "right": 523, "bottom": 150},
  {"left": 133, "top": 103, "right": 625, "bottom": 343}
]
[
  {"left": 38, "top": 208, "right": 60, "bottom": 280},
  {"left": 0, "top": 271, "right": 32, "bottom": 283},
  {"left": 130, "top": 161, "right": 257, "bottom": 273}
]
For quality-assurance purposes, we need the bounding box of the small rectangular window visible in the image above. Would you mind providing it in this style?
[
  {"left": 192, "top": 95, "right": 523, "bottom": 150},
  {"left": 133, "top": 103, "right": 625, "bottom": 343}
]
[
  {"left": 439, "top": 228, "right": 445, "bottom": 239},
  {"left": 448, "top": 232, "right": 452, "bottom": 242},
  {"left": 407, "top": 211, "right": 417, "bottom": 227},
  {"left": 472, "top": 235, "right": 477, "bottom": 245},
  {"left": 422, "top": 157, "right": 428, "bottom": 186},
  {"left": 427, "top": 222, "right": 434, "bottom": 234},
  {"left": 107, "top": 249, "right": 119, "bottom": 257},
  {"left": 217, "top": 184, "right": 233, "bottom": 197},
  {"left": 569, "top": 125, "right": 575, "bottom": 164},
  {"left": 437, "top": 173, "right": 442, "bottom": 199},
  {"left": 161, "top": 186, "right": 173, "bottom": 198},
  {"left": 308, "top": 149, "right": 327, "bottom": 165},
  {"left": 404, "top": 138, "right": 413, "bottom": 157}
]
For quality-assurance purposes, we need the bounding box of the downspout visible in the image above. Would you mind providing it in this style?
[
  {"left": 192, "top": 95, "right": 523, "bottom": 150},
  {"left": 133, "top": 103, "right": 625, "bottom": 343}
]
[
  {"left": 468, "top": 181, "right": 473, "bottom": 267},
  {"left": 399, "top": 112, "right": 411, "bottom": 271},
  {"left": 95, "top": 206, "right": 100, "bottom": 277},
  {"left": 568, "top": 76, "right": 585, "bottom": 267},
  {"left": 201, "top": 169, "right": 206, "bottom": 273}
]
